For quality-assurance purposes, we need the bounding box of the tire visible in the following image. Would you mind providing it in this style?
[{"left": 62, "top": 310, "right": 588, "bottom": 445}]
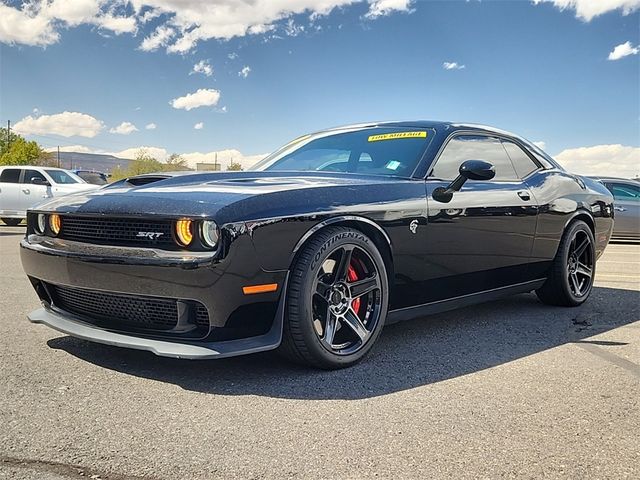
[
  {"left": 536, "top": 220, "right": 596, "bottom": 307},
  {"left": 1, "top": 218, "right": 23, "bottom": 226},
  {"left": 279, "top": 226, "right": 389, "bottom": 369}
]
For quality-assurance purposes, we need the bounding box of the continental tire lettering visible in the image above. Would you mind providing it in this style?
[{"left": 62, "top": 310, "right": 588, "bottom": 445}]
[{"left": 310, "top": 232, "right": 369, "bottom": 270}]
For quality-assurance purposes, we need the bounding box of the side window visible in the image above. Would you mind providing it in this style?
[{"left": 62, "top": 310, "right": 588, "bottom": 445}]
[
  {"left": 431, "top": 135, "right": 518, "bottom": 181},
  {"left": 22, "top": 169, "right": 47, "bottom": 184},
  {"left": 0, "top": 168, "right": 21, "bottom": 183},
  {"left": 502, "top": 140, "right": 539, "bottom": 179},
  {"left": 607, "top": 183, "right": 640, "bottom": 202}
]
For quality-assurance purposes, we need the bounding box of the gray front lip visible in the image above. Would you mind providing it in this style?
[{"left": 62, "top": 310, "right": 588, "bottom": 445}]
[{"left": 28, "top": 303, "right": 284, "bottom": 360}]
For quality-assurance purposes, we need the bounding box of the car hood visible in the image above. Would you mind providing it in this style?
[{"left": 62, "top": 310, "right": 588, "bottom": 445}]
[{"left": 32, "top": 171, "right": 403, "bottom": 222}]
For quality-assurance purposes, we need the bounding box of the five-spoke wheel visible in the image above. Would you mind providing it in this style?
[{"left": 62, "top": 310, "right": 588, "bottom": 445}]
[
  {"left": 536, "top": 219, "right": 596, "bottom": 307},
  {"left": 312, "top": 244, "right": 383, "bottom": 355},
  {"left": 280, "top": 227, "right": 389, "bottom": 369}
]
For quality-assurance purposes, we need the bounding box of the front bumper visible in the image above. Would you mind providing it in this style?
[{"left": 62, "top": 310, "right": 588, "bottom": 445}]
[
  {"left": 21, "top": 234, "right": 288, "bottom": 358},
  {"left": 28, "top": 300, "right": 285, "bottom": 359}
]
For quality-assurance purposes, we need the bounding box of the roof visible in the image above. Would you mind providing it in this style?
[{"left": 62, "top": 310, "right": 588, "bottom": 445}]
[{"left": 317, "top": 120, "right": 523, "bottom": 139}]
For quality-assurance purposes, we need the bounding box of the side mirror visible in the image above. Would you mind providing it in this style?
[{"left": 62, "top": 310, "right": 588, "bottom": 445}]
[
  {"left": 31, "top": 177, "right": 50, "bottom": 186},
  {"left": 432, "top": 160, "right": 495, "bottom": 203}
]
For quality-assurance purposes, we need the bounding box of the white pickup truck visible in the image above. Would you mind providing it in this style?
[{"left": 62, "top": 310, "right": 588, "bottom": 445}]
[{"left": 0, "top": 166, "right": 100, "bottom": 226}]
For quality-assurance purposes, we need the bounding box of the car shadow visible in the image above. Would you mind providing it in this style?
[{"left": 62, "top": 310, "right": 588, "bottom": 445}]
[{"left": 47, "top": 286, "right": 639, "bottom": 400}]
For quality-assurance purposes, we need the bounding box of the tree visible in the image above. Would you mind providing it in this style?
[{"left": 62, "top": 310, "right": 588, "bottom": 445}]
[
  {"left": 0, "top": 137, "right": 53, "bottom": 166},
  {"left": 165, "top": 153, "right": 190, "bottom": 171},
  {"left": 0, "top": 127, "right": 20, "bottom": 156},
  {"left": 227, "top": 161, "right": 243, "bottom": 171}
]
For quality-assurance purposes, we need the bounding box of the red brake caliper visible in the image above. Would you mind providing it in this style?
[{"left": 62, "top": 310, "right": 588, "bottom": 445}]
[{"left": 347, "top": 264, "right": 361, "bottom": 314}]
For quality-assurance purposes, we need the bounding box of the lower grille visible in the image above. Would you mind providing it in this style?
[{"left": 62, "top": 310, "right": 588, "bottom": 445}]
[{"left": 46, "top": 283, "right": 210, "bottom": 335}]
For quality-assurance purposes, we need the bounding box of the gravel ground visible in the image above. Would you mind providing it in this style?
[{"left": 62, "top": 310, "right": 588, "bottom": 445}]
[{"left": 1, "top": 225, "right": 638, "bottom": 479}]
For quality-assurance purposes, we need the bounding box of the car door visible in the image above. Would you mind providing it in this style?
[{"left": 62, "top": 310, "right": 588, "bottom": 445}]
[
  {"left": 605, "top": 181, "right": 640, "bottom": 239},
  {"left": 19, "top": 169, "right": 52, "bottom": 212},
  {"left": 421, "top": 134, "right": 539, "bottom": 302},
  {"left": 0, "top": 167, "right": 23, "bottom": 215}
]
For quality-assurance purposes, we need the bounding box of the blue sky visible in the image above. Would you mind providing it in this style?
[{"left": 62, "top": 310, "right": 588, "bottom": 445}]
[{"left": 0, "top": 0, "right": 638, "bottom": 174}]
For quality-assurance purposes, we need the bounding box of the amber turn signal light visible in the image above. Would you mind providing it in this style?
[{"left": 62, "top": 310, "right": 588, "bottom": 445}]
[
  {"left": 242, "top": 283, "right": 278, "bottom": 295},
  {"left": 49, "top": 214, "right": 61, "bottom": 235},
  {"left": 175, "top": 219, "right": 193, "bottom": 246}
]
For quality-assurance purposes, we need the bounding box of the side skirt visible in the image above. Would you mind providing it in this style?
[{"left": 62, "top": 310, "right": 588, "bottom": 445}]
[{"left": 386, "top": 279, "right": 546, "bottom": 325}]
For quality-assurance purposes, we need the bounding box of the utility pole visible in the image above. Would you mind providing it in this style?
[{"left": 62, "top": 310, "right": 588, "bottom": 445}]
[
  {"left": 57, "top": 146, "right": 60, "bottom": 168},
  {"left": 6, "top": 120, "right": 10, "bottom": 150}
]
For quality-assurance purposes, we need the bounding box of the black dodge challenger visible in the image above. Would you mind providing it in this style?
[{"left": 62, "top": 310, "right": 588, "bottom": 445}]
[{"left": 21, "top": 121, "right": 614, "bottom": 369}]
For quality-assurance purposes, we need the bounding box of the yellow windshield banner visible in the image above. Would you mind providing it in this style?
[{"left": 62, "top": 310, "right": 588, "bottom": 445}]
[{"left": 368, "top": 131, "right": 427, "bottom": 142}]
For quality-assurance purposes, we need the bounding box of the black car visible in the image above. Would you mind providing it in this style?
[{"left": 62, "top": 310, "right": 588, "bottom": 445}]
[
  {"left": 73, "top": 170, "right": 110, "bottom": 185},
  {"left": 21, "top": 122, "right": 614, "bottom": 369}
]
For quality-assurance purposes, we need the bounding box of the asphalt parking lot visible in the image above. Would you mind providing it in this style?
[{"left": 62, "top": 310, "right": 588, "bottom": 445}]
[{"left": 0, "top": 225, "right": 638, "bottom": 479}]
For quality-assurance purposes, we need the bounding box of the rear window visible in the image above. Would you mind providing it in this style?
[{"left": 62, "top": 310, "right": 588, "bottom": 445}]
[
  {"left": 502, "top": 141, "right": 540, "bottom": 179},
  {"left": 0, "top": 168, "right": 21, "bottom": 183}
]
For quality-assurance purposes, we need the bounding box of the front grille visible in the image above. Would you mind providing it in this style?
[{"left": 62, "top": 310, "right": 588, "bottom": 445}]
[
  {"left": 59, "top": 216, "right": 174, "bottom": 248},
  {"left": 46, "top": 283, "right": 210, "bottom": 335}
]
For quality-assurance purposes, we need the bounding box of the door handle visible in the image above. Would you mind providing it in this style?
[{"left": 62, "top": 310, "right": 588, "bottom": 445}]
[
  {"left": 517, "top": 191, "right": 530, "bottom": 201},
  {"left": 614, "top": 206, "right": 626, "bottom": 212},
  {"left": 22, "top": 188, "right": 30, "bottom": 194}
]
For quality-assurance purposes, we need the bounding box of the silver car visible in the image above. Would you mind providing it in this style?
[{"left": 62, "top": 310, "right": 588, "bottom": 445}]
[
  {"left": 0, "top": 166, "right": 99, "bottom": 226},
  {"left": 591, "top": 177, "right": 640, "bottom": 242}
]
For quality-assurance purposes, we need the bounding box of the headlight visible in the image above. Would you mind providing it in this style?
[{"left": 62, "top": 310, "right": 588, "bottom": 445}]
[
  {"left": 200, "top": 220, "right": 219, "bottom": 248},
  {"left": 49, "top": 214, "right": 61, "bottom": 235},
  {"left": 175, "top": 219, "right": 193, "bottom": 246},
  {"left": 36, "top": 214, "right": 46, "bottom": 234}
]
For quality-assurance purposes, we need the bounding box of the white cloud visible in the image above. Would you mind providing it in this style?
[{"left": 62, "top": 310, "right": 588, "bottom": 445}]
[
  {"left": 239, "top": 65, "right": 251, "bottom": 78},
  {"left": 365, "top": 0, "right": 415, "bottom": 19},
  {"left": 0, "top": 3, "right": 59, "bottom": 46},
  {"left": 114, "top": 146, "right": 169, "bottom": 161},
  {"left": 1, "top": 1, "right": 420, "bottom": 50},
  {"left": 145, "top": 123, "right": 157, "bottom": 130},
  {"left": 109, "top": 121, "right": 139, "bottom": 135},
  {"left": 443, "top": 62, "right": 465, "bottom": 70},
  {"left": 554, "top": 144, "right": 640, "bottom": 178},
  {"left": 13, "top": 111, "right": 104, "bottom": 138},
  {"left": 532, "top": 0, "right": 640, "bottom": 22},
  {"left": 228, "top": 52, "right": 238, "bottom": 60},
  {"left": 191, "top": 60, "right": 214, "bottom": 77},
  {"left": 533, "top": 141, "right": 547, "bottom": 150},
  {"left": 194, "top": 122, "right": 204, "bottom": 130},
  {"left": 139, "top": 24, "right": 175, "bottom": 51},
  {"left": 0, "top": 0, "right": 136, "bottom": 46},
  {"left": 95, "top": 14, "right": 137, "bottom": 34},
  {"left": 170, "top": 88, "right": 221, "bottom": 110},
  {"left": 608, "top": 41, "right": 639, "bottom": 60}
]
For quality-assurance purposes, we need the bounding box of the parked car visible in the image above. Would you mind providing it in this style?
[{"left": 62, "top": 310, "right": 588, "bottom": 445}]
[
  {"left": 73, "top": 170, "right": 110, "bottom": 185},
  {"left": 21, "top": 122, "right": 614, "bottom": 369},
  {"left": 0, "top": 166, "right": 100, "bottom": 226},
  {"left": 589, "top": 177, "right": 639, "bottom": 242}
]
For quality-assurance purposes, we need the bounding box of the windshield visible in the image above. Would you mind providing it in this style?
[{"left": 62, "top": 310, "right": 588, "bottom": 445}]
[
  {"left": 252, "top": 127, "right": 434, "bottom": 177},
  {"left": 45, "top": 169, "right": 83, "bottom": 184}
]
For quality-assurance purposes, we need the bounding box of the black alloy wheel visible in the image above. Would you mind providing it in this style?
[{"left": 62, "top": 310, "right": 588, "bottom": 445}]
[
  {"left": 536, "top": 220, "right": 596, "bottom": 307},
  {"left": 280, "top": 226, "right": 389, "bottom": 369},
  {"left": 312, "top": 243, "right": 383, "bottom": 355},
  {"left": 566, "top": 229, "right": 594, "bottom": 298}
]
